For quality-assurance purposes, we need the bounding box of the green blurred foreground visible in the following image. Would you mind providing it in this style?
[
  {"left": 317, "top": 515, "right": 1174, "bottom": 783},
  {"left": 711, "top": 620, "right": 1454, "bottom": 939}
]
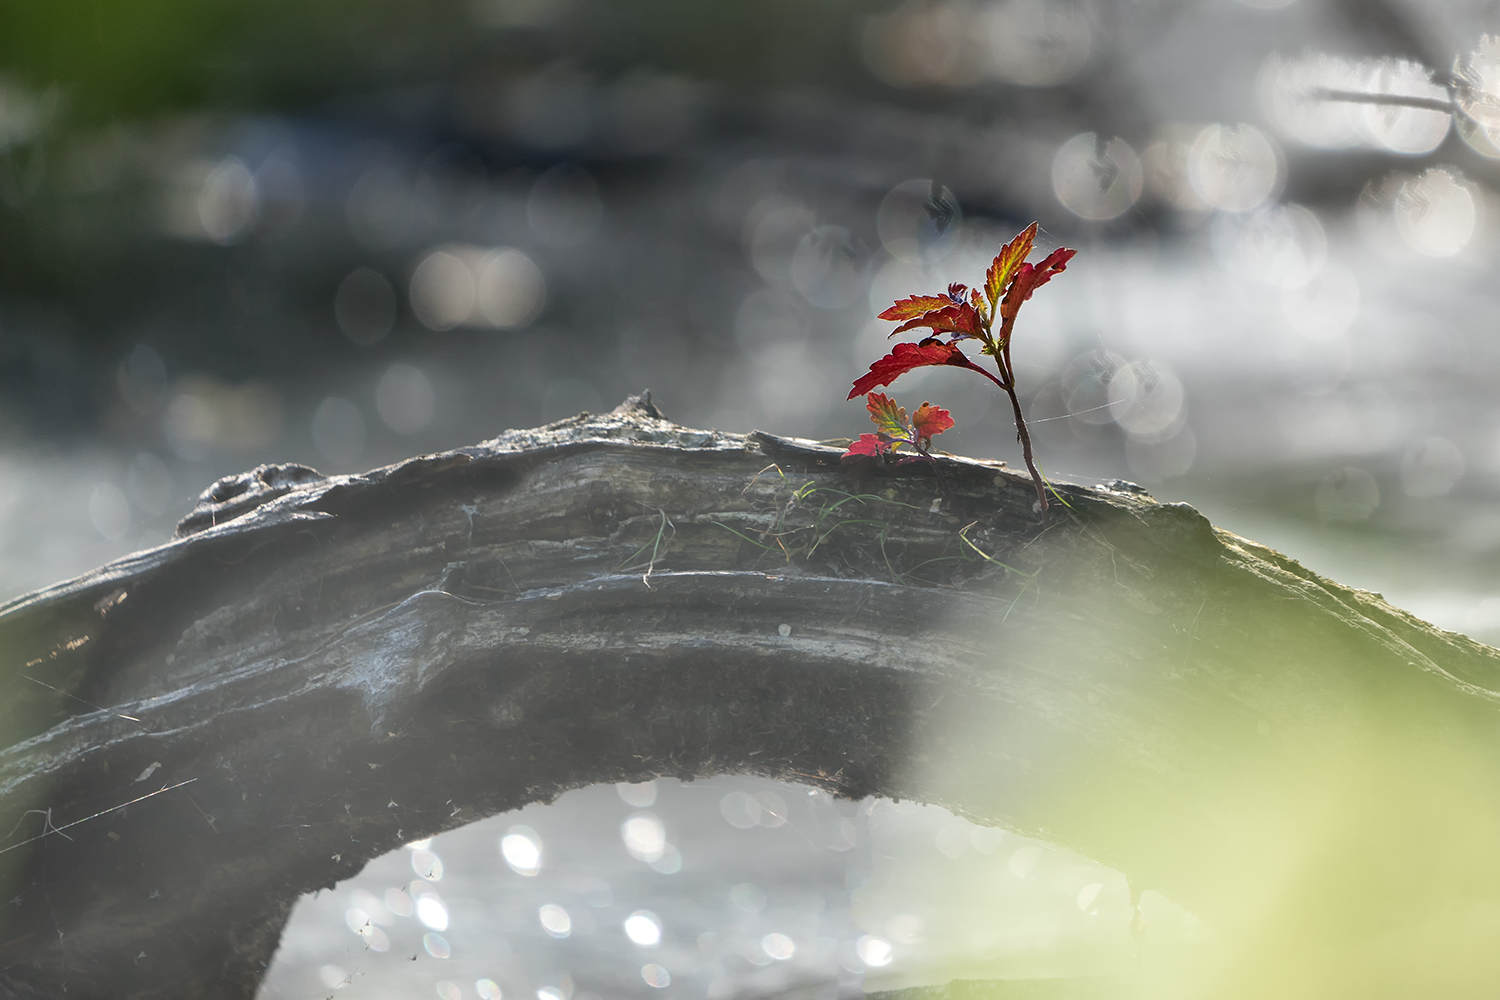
[{"left": 878, "top": 510, "right": 1500, "bottom": 1000}]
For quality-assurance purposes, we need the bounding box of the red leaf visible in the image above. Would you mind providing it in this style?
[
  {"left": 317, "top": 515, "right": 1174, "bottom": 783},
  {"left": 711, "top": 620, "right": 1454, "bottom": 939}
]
[
  {"left": 946, "top": 282, "right": 968, "bottom": 301},
  {"left": 878, "top": 294, "right": 954, "bottom": 322},
  {"left": 888, "top": 302, "right": 985, "bottom": 340},
  {"left": 842, "top": 433, "right": 890, "bottom": 458},
  {"left": 848, "top": 340, "right": 983, "bottom": 399},
  {"left": 911, "top": 401, "right": 954, "bottom": 444},
  {"left": 985, "top": 222, "right": 1038, "bottom": 309},
  {"left": 864, "top": 392, "right": 908, "bottom": 439},
  {"left": 1000, "top": 246, "right": 1077, "bottom": 322}
]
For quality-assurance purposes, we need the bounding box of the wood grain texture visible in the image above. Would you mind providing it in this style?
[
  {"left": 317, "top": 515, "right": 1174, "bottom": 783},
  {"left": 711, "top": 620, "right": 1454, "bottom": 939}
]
[{"left": 3, "top": 397, "right": 1499, "bottom": 998}]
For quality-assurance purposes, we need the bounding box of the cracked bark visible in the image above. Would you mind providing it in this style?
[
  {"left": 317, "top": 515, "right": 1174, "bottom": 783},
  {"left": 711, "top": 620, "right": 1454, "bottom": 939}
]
[{"left": 3, "top": 396, "right": 1500, "bottom": 998}]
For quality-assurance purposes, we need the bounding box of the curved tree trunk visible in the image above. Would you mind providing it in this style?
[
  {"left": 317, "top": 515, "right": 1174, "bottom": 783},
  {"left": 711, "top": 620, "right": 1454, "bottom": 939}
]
[{"left": 3, "top": 397, "right": 1500, "bottom": 998}]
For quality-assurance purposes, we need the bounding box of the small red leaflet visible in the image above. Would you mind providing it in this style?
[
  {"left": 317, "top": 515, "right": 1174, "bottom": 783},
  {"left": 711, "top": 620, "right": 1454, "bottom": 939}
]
[{"left": 841, "top": 392, "right": 953, "bottom": 462}]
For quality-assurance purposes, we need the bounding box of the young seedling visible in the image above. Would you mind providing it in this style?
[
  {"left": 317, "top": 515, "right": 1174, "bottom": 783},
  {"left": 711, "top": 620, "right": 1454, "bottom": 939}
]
[
  {"left": 844, "top": 391, "right": 954, "bottom": 466},
  {"left": 844, "top": 222, "right": 1076, "bottom": 521}
]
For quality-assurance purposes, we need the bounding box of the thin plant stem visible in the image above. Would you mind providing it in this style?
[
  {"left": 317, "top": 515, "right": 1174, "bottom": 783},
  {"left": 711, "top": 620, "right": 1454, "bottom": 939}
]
[
  {"left": 966, "top": 361, "right": 1009, "bottom": 393},
  {"left": 994, "top": 331, "right": 1048, "bottom": 524}
]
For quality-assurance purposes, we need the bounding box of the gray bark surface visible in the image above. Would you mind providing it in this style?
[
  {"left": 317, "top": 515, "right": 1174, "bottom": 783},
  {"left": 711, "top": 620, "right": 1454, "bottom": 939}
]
[{"left": 2, "top": 397, "right": 1499, "bottom": 998}]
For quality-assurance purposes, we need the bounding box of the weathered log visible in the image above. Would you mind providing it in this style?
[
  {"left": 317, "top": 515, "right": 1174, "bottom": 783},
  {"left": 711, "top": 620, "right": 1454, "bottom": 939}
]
[{"left": 2, "top": 397, "right": 1499, "bottom": 998}]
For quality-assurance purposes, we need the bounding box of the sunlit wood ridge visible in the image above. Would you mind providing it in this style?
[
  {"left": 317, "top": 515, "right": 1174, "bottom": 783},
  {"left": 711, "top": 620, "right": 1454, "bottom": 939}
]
[{"left": 3, "top": 396, "right": 1500, "bottom": 998}]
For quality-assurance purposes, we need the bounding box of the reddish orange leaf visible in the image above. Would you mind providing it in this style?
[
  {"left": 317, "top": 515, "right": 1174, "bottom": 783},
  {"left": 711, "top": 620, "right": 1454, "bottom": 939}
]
[
  {"left": 848, "top": 340, "right": 986, "bottom": 399},
  {"left": 843, "top": 433, "right": 890, "bottom": 458},
  {"left": 864, "top": 392, "right": 907, "bottom": 439},
  {"left": 999, "top": 246, "right": 1077, "bottom": 322},
  {"left": 985, "top": 222, "right": 1038, "bottom": 309},
  {"left": 888, "top": 302, "right": 985, "bottom": 340},
  {"left": 878, "top": 295, "right": 954, "bottom": 322},
  {"left": 910, "top": 401, "right": 954, "bottom": 445}
]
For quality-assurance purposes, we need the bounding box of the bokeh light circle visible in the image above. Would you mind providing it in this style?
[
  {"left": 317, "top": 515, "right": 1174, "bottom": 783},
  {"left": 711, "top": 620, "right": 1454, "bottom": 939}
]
[
  {"left": 500, "top": 826, "right": 542, "bottom": 876},
  {"left": 539, "top": 903, "right": 572, "bottom": 938},
  {"left": 1189, "top": 124, "right": 1281, "bottom": 212},
  {"left": 983, "top": 0, "right": 1092, "bottom": 87},
  {"left": 1394, "top": 168, "right": 1478, "bottom": 257},
  {"left": 1052, "top": 133, "right": 1143, "bottom": 221},
  {"left": 876, "top": 179, "right": 961, "bottom": 262},
  {"left": 624, "top": 910, "right": 663, "bottom": 947}
]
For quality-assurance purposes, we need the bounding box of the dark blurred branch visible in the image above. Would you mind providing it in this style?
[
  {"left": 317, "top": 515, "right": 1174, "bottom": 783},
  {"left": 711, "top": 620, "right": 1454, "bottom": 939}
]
[{"left": 1308, "top": 87, "right": 1456, "bottom": 114}]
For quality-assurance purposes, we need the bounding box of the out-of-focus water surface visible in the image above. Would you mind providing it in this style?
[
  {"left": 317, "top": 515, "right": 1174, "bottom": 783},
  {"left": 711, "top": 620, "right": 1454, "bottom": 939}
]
[
  {"left": 5, "top": 0, "right": 1500, "bottom": 995},
  {"left": 259, "top": 777, "right": 1205, "bottom": 1000}
]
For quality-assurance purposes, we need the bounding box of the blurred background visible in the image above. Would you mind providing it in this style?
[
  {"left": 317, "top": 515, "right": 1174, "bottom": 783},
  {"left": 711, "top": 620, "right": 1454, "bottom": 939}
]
[
  {"left": 5, "top": 0, "right": 1500, "bottom": 994},
  {"left": 3, "top": 0, "right": 1500, "bottom": 633}
]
